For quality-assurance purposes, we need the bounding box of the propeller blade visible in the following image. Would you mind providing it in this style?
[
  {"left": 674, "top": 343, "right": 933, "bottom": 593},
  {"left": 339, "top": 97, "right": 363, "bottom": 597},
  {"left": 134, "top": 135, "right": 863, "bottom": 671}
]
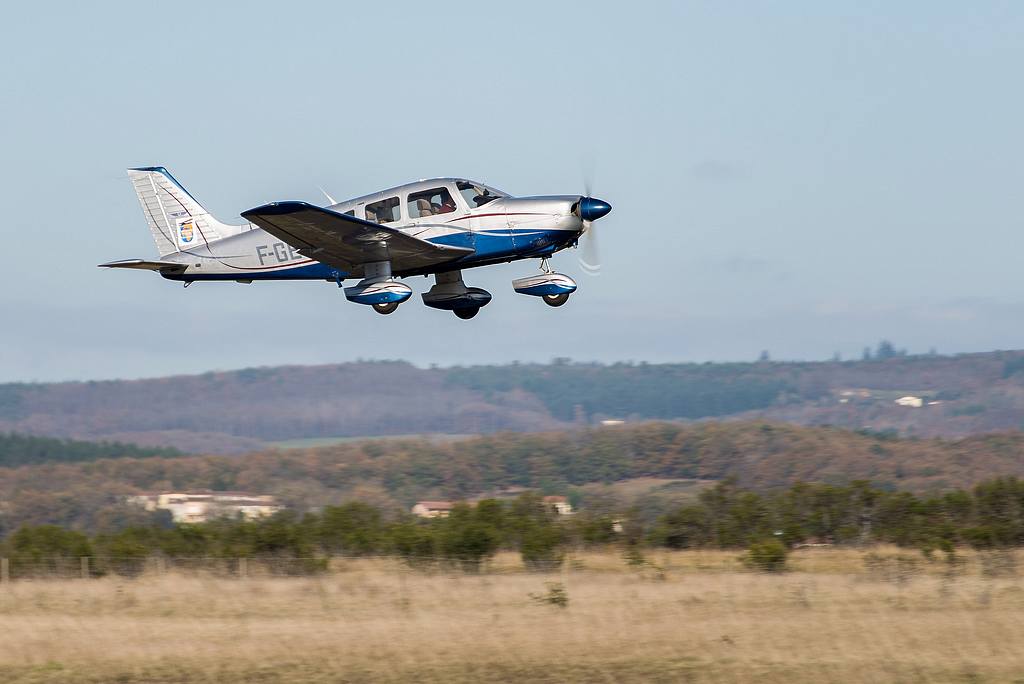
[
  {"left": 581, "top": 162, "right": 595, "bottom": 198},
  {"left": 578, "top": 223, "right": 601, "bottom": 276}
]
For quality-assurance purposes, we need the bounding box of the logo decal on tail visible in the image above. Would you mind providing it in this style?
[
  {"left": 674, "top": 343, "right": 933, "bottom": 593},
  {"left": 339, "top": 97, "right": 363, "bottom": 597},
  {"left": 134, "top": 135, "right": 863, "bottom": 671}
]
[{"left": 177, "top": 218, "right": 195, "bottom": 245}]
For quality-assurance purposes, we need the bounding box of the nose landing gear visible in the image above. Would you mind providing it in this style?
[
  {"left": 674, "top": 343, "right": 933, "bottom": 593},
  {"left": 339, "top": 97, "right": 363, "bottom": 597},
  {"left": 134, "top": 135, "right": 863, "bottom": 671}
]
[{"left": 422, "top": 270, "right": 492, "bottom": 320}]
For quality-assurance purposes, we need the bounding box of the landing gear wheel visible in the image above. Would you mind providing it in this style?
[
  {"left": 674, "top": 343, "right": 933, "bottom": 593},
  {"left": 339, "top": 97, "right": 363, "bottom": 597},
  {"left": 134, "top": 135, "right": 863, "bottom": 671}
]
[
  {"left": 542, "top": 293, "right": 570, "bottom": 307},
  {"left": 373, "top": 302, "right": 399, "bottom": 315},
  {"left": 453, "top": 307, "right": 480, "bottom": 320}
]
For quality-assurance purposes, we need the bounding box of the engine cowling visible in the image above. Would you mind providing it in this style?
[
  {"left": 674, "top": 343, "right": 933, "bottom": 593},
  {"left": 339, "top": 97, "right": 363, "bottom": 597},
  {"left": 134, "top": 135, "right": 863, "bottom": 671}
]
[{"left": 512, "top": 273, "right": 578, "bottom": 297}]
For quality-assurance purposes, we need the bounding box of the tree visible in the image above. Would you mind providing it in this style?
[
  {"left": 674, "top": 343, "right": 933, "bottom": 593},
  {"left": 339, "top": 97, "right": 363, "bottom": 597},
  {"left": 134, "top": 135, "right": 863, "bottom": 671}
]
[
  {"left": 436, "top": 504, "right": 501, "bottom": 572},
  {"left": 3, "top": 524, "right": 93, "bottom": 577},
  {"left": 650, "top": 505, "right": 710, "bottom": 549},
  {"left": 388, "top": 519, "right": 437, "bottom": 566},
  {"left": 507, "top": 493, "right": 565, "bottom": 569},
  {"left": 317, "top": 502, "right": 385, "bottom": 556}
]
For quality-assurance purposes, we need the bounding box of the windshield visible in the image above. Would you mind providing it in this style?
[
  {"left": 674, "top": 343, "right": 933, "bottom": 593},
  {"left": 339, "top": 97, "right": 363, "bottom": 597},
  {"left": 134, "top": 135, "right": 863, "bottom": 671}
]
[{"left": 457, "top": 180, "right": 506, "bottom": 208}]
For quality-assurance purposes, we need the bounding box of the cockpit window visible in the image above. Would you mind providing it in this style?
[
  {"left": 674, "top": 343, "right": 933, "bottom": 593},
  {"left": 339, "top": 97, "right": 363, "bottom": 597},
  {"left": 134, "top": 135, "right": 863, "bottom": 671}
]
[
  {"left": 457, "top": 180, "right": 505, "bottom": 208},
  {"left": 364, "top": 197, "right": 400, "bottom": 224},
  {"left": 408, "top": 187, "right": 458, "bottom": 219}
]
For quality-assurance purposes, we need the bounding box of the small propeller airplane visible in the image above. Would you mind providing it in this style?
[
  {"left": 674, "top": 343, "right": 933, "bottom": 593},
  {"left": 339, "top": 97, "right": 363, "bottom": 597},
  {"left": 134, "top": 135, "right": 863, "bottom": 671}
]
[{"left": 100, "top": 167, "right": 612, "bottom": 319}]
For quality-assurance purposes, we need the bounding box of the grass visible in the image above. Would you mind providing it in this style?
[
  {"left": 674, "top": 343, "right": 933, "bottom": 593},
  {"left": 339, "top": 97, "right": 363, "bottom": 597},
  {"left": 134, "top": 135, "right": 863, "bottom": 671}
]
[{"left": 1, "top": 548, "right": 1024, "bottom": 682}]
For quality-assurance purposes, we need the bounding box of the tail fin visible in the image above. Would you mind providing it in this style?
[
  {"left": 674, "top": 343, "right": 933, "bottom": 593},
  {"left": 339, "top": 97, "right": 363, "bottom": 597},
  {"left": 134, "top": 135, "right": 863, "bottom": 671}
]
[{"left": 127, "top": 167, "right": 246, "bottom": 256}]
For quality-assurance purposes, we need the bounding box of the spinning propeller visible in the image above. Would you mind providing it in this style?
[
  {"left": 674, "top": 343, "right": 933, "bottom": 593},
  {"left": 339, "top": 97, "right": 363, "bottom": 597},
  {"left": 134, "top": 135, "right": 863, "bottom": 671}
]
[{"left": 574, "top": 172, "right": 612, "bottom": 276}]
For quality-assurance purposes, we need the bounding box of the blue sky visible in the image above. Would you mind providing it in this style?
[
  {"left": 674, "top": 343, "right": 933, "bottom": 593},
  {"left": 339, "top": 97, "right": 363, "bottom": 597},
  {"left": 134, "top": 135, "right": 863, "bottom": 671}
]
[{"left": 1, "top": 1, "right": 1022, "bottom": 381}]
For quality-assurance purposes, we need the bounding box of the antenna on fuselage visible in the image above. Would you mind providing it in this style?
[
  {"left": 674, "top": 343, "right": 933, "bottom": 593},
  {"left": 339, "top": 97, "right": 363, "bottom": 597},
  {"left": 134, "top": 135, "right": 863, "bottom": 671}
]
[{"left": 318, "top": 186, "right": 338, "bottom": 206}]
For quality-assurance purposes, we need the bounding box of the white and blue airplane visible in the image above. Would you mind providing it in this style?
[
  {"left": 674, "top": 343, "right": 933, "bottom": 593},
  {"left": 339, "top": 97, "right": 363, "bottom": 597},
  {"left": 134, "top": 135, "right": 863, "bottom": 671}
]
[{"left": 101, "top": 167, "right": 612, "bottom": 319}]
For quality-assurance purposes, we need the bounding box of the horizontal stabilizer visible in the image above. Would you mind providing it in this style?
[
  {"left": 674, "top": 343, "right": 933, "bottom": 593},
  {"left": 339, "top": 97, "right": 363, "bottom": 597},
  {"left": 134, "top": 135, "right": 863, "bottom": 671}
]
[{"left": 98, "top": 259, "right": 187, "bottom": 274}]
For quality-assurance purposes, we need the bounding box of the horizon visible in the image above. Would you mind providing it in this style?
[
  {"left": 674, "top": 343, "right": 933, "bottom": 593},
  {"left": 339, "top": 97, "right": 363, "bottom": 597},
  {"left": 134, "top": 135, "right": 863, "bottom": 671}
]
[{"left": 2, "top": 342, "right": 1017, "bottom": 386}]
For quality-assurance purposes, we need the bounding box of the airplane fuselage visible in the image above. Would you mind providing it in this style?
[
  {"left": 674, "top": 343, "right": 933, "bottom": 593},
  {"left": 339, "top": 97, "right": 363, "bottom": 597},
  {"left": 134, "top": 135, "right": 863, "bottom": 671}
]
[{"left": 157, "top": 179, "right": 584, "bottom": 283}]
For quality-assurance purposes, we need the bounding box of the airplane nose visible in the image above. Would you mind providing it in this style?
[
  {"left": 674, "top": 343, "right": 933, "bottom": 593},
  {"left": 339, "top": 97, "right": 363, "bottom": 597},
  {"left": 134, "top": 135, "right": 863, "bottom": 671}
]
[{"left": 578, "top": 197, "right": 612, "bottom": 221}]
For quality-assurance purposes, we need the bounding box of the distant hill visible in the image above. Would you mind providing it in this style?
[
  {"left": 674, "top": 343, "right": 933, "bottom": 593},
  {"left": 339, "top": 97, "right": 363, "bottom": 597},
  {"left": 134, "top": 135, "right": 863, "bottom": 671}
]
[
  {"left": 0, "top": 361, "right": 560, "bottom": 453},
  {"left": 4, "top": 351, "right": 1024, "bottom": 452},
  {"left": 5, "top": 421, "right": 1024, "bottom": 532}
]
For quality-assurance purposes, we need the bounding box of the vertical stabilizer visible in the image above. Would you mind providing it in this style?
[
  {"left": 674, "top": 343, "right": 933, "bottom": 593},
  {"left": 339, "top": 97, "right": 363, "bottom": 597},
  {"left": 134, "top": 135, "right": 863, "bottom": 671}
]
[{"left": 127, "top": 167, "right": 246, "bottom": 256}]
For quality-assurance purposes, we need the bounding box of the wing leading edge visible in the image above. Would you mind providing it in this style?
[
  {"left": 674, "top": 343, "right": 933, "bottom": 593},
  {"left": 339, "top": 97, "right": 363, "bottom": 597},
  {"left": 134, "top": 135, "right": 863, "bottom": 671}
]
[{"left": 241, "top": 201, "right": 473, "bottom": 274}]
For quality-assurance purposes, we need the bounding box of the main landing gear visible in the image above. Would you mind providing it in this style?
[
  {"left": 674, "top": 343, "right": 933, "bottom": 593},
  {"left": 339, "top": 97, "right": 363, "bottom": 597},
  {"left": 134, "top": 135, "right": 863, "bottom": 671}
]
[
  {"left": 343, "top": 261, "right": 413, "bottom": 315},
  {"left": 512, "top": 259, "right": 578, "bottom": 307},
  {"left": 422, "top": 270, "right": 492, "bottom": 320},
  {"left": 373, "top": 302, "right": 400, "bottom": 315}
]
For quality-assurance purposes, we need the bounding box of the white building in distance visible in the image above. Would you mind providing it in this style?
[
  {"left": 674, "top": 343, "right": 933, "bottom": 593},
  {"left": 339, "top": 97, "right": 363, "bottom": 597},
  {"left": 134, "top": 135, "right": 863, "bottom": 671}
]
[
  {"left": 127, "top": 491, "right": 282, "bottom": 524},
  {"left": 411, "top": 501, "right": 455, "bottom": 518},
  {"left": 543, "top": 495, "right": 574, "bottom": 516}
]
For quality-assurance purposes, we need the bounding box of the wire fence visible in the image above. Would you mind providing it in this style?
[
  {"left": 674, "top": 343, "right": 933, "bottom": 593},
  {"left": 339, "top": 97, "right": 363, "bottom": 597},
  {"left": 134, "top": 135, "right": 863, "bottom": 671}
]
[
  {"left": 6, "top": 550, "right": 1015, "bottom": 583},
  {"left": 0, "top": 554, "right": 570, "bottom": 582}
]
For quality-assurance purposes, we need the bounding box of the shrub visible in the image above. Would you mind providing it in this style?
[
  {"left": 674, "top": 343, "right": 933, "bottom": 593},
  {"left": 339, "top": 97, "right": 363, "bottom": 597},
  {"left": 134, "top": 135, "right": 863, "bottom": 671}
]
[
  {"left": 743, "top": 539, "right": 788, "bottom": 572},
  {"left": 529, "top": 581, "right": 569, "bottom": 608}
]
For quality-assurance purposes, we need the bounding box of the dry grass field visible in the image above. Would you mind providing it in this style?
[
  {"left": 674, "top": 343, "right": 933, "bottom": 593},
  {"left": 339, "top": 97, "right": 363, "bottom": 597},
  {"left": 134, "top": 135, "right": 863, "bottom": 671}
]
[{"left": 2, "top": 548, "right": 1024, "bottom": 683}]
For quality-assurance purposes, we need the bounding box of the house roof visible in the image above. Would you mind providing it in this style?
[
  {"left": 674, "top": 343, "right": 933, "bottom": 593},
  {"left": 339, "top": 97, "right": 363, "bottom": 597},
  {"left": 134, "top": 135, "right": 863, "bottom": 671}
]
[
  {"left": 415, "top": 501, "right": 455, "bottom": 510},
  {"left": 543, "top": 496, "right": 568, "bottom": 504}
]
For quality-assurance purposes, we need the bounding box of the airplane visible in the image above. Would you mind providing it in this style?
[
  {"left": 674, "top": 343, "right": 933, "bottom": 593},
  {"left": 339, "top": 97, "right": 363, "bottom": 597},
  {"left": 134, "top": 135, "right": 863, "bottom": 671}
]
[{"left": 100, "top": 167, "right": 612, "bottom": 319}]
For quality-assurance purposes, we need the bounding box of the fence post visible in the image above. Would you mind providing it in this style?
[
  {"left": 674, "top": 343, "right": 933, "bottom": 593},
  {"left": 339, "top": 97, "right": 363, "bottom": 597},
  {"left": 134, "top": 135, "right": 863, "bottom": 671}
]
[
  {"left": 1, "top": 557, "right": 8, "bottom": 584},
  {"left": 80, "top": 556, "right": 90, "bottom": 580},
  {"left": 239, "top": 557, "right": 248, "bottom": 579}
]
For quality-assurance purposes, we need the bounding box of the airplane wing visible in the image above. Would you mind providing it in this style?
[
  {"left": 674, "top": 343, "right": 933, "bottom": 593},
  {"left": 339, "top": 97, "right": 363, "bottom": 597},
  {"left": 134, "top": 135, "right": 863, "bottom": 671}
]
[
  {"left": 98, "top": 259, "right": 188, "bottom": 274},
  {"left": 240, "top": 201, "right": 473, "bottom": 272}
]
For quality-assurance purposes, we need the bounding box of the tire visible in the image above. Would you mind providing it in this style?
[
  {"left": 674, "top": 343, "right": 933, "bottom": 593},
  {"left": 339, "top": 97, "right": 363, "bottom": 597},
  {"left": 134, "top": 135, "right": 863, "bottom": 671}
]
[
  {"left": 453, "top": 307, "right": 479, "bottom": 320},
  {"left": 373, "top": 302, "right": 399, "bottom": 315},
  {"left": 542, "top": 293, "right": 570, "bottom": 307}
]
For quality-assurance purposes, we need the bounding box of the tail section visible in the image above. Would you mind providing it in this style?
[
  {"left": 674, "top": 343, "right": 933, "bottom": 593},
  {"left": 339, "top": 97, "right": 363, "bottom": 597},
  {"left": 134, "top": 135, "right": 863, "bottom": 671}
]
[{"left": 128, "top": 167, "right": 246, "bottom": 256}]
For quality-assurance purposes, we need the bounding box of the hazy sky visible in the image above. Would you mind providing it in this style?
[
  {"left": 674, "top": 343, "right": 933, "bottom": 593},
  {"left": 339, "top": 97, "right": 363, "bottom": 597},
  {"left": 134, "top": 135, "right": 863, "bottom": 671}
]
[{"left": 1, "top": 2, "right": 1022, "bottom": 382}]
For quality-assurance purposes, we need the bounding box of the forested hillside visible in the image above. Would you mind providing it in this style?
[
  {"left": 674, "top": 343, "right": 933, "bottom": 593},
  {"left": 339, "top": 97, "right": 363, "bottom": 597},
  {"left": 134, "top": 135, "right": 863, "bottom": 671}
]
[
  {"left": 5, "top": 348, "right": 1024, "bottom": 452},
  {"left": 0, "top": 433, "right": 181, "bottom": 468},
  {"left": 5, "top": 421, "right": 1024, "bottom": 533}
]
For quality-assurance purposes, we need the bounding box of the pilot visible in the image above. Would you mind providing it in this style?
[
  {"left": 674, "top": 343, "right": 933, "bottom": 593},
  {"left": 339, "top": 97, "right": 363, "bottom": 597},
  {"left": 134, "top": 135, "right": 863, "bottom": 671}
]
[
  {"left": 435, "top": 194, "right": 457, "bottom": 214},
  {"left": 474, "top": 189, "right": 493, "bottom": 207}
]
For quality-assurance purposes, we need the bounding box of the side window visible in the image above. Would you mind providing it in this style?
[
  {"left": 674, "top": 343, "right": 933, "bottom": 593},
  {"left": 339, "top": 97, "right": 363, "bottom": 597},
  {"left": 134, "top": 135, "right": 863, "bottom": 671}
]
[
  {"left": 408, "top": 187, "right": 457, "bottom": 219},
  {"left": 365, "top": 197, "right": 400, "bottom": 224},
  {"left": 342, "top": 209, "right": 355, "bottom": 217},
  {"left": 457, "top": 180, "right": 499, "bottom": 207}
]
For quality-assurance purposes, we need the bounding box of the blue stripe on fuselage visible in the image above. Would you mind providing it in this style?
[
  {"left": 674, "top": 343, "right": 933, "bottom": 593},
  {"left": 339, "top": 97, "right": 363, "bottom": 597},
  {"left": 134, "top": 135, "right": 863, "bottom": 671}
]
[
  {"left": 162, "top": 262, "right": 342, "bottom": 282},
  {"left": 166, "top": 228, "right": 577, "bottom": 282},
  {"left": 432, "top": 228, "right": 576, "bottom": 264}
]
